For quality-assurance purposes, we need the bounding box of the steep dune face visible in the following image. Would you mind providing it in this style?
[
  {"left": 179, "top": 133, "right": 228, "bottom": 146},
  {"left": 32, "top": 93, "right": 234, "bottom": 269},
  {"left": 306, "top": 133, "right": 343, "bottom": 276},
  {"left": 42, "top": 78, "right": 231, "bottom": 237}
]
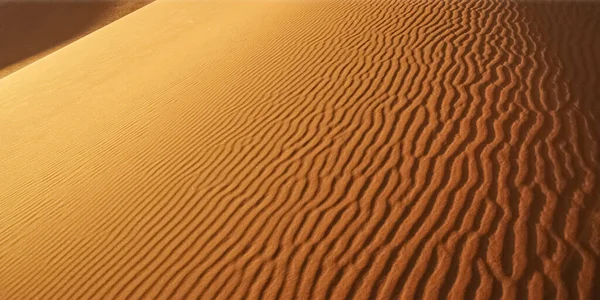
[
  {"left": 0, "top": 0, "right": 599, "bottom": 299},
  {"left": 0, "top": 0, "right": 153, "bottom": 79}
]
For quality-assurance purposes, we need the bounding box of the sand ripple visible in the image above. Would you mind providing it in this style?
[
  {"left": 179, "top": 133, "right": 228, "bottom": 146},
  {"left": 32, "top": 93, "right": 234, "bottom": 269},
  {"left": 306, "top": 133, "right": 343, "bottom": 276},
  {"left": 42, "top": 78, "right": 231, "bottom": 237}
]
[{"left": 0, "top": 1, "right": 598, "bottom": 299}]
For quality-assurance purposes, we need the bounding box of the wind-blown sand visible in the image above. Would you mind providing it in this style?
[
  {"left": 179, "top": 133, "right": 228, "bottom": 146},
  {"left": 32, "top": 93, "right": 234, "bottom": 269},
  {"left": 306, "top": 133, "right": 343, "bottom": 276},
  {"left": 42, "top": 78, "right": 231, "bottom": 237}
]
[
  {"left": 0, "top": 0, "right": 152, "bottom": 79},
  {"left": 1, "top": 0, "right": 599, "bottom": 299}
]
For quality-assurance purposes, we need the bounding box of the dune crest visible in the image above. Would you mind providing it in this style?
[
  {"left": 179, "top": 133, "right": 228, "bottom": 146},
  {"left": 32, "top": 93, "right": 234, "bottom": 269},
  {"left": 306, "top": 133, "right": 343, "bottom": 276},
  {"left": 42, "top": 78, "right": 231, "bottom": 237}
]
[
  {"left": 0, "top": 0, "right": 153, "bottom": 79},
  {"left": 0, "top": 0, "right": 598, "bottom": 299}
]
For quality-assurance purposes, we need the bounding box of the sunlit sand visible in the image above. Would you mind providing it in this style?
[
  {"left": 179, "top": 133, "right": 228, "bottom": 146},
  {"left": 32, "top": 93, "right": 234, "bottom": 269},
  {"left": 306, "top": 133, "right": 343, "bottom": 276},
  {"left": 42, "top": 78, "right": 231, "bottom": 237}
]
[{"left": 1, "top": 1, "right": 599, "bottom": 299}]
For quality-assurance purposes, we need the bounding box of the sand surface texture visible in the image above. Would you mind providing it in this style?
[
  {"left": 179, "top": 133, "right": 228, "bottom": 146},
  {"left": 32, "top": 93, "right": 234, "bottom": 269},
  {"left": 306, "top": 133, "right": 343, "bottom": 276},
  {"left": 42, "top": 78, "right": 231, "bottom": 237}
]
[
  {"left": 1, "top": 0, "right": 599, "bottom": 299},
  {"left": 0, "top": 0, "right": 153, "bottom": 79}
]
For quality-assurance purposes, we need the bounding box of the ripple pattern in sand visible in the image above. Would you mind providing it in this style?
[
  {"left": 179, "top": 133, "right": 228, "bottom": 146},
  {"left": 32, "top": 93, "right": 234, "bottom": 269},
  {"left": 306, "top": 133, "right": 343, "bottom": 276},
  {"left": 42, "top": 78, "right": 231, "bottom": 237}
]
[{"left": 0, "top": 1, "right": 599, "bottom": 299}]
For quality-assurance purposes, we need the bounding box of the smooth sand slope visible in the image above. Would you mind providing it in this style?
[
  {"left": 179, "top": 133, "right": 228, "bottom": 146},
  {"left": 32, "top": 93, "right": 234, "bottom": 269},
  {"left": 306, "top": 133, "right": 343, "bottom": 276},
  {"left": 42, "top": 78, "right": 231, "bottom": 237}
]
[
  {"left": 0, "top": 0, "right": 153, "bottom": 79},
  {"left": 1, "top": 0, "right": 599, "bottom": 299}
]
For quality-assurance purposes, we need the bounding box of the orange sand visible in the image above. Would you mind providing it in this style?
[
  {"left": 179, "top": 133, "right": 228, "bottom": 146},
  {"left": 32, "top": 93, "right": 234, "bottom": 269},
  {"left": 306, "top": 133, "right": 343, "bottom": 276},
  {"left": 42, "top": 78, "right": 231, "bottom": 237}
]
[
  {"left": 0, "top": 0, "right": 152, "bottom": 79},
  {"left": 0, "top": 1, "right": 599, "bottom": 299}
]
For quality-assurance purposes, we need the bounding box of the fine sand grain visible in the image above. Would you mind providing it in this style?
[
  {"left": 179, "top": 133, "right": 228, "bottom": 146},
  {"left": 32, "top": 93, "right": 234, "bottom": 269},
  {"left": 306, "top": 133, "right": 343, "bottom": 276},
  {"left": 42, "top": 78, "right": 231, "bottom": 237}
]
[
  {"left": 0, "top": 0, "right": 599, "bottom": 299},
  {"left": 0, "top": 0, "right": 153, "bottom": 79}
]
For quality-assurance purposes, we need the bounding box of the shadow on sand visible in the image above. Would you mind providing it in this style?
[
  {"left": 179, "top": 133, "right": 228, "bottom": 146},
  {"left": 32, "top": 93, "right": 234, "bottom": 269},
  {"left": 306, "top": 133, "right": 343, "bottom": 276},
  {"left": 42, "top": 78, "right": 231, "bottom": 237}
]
[
  {"left": 520, "top": 1, "right": 600, "bottom": 299},
  {"left": 0, "top": 1, "right": 151, "bottom": 78}
]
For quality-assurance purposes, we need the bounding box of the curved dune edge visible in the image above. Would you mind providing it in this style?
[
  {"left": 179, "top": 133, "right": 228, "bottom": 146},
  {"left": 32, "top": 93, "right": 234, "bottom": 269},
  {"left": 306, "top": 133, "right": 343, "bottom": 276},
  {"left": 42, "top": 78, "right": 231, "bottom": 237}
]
[
  {"left": 0, "top": 0, "right": 153, "bottom": 79},
  {"left": 1, "top": 0, "right": 599, "bottom": 299}
]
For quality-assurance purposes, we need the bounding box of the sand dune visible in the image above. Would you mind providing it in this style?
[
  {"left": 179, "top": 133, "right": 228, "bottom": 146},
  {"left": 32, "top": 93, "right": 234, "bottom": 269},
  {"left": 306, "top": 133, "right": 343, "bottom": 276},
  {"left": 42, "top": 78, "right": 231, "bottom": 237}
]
[
  {"left": 0, "top": 0, "right": 153, "bottom": 79},
  {"left": 1, "top": 0, "right": 599, "bottom": 299}
]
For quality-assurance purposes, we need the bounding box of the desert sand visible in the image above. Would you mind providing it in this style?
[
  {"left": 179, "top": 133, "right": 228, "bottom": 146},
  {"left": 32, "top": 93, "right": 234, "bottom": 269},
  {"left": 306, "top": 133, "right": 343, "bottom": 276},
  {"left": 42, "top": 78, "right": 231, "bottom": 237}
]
[
  {"left": 0, "top": 0, "right": 599, "bottom": 299},
  {"left": 0, "top": 0, "right": 152, "bottom": 79}
]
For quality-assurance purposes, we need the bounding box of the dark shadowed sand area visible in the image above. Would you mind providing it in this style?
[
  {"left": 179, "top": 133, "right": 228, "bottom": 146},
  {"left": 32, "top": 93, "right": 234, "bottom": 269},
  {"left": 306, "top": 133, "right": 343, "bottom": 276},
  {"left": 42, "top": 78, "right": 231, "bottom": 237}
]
[{"left": 0, "top": 0, "right": 152, "bottom": 79}]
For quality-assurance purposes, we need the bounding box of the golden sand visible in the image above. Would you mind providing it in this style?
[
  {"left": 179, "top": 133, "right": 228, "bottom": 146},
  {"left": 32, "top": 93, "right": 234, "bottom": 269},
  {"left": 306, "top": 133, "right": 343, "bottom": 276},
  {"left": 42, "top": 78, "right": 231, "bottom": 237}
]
[
  {"left": 1, "top": 1, "right": 599, "bottom": 299},
  {"left": 0, "top": 0, "right": 152, "bottom": 79}
]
